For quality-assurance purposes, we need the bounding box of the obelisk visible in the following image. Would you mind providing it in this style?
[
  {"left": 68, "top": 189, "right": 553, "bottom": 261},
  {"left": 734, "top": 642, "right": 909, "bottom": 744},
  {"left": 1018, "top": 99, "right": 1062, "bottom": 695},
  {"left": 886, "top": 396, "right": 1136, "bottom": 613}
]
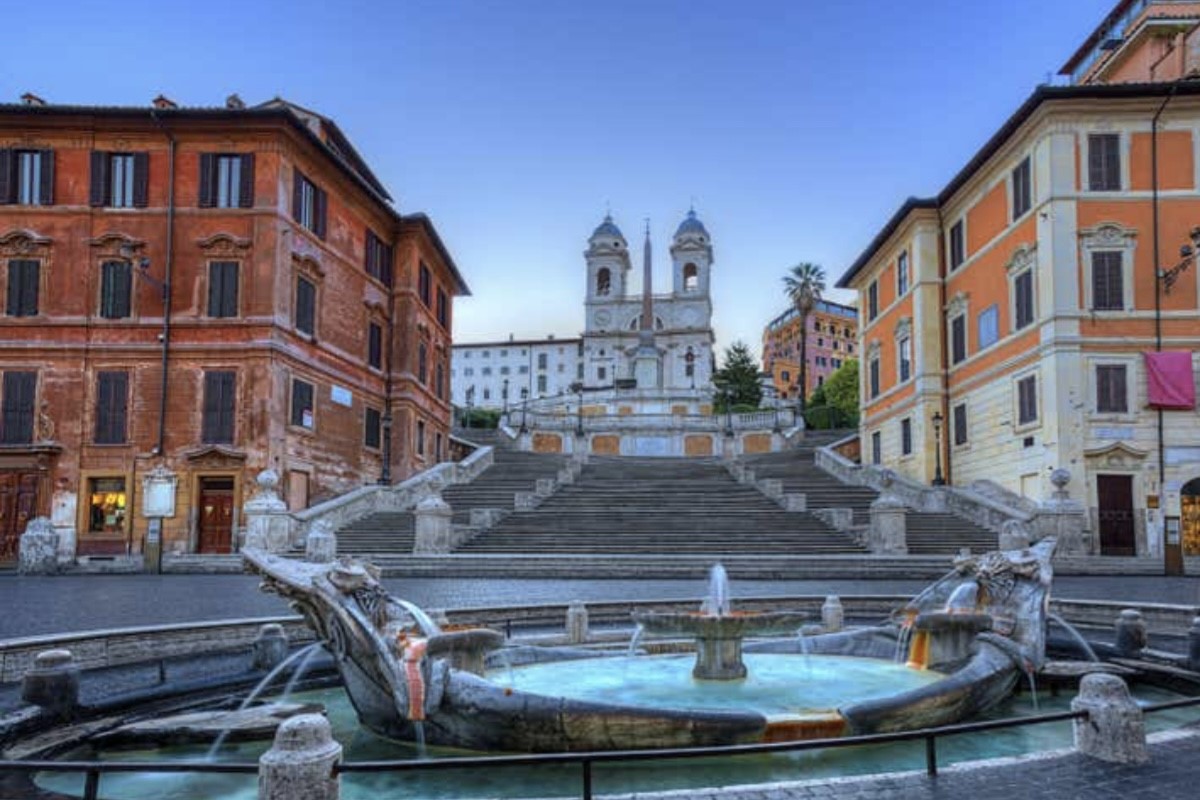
[{"left": 633, "top": 220, "right": 662, "bottom": 389}]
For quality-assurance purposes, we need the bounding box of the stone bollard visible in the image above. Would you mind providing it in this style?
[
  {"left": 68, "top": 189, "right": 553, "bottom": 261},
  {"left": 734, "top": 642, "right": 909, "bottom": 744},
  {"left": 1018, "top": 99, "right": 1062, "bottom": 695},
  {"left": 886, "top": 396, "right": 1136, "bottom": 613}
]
[
  {"left": 413, "top": 493, "right": 453, "bottom": 554},
  {"left": 252, "top": 624, "right": 290, "bottom": 671},
  {"left": 21, "top": 649, "right": 80, "bottom": 718},
  {"left": 821, "top": 595, "right": 844, "bottom": 632},
  {"left": 244, "top": 470, "right": 293, "bottom": 553},
  {"left": 258, "top": 713, "right": 342, "bottom": 800},
  {"left": 782, "top": 493, "right": 807, "bottom": 512},
  {"left": 1188, "top": 617, "right": 1200, "bottom": 672},
  {"left": 566, "top": 602, "right": 589, "bottom": 644},
  {"left": 1071, "top": 673, "right": 1148, "bottom": 764},
  {"left": 18, "top": 517, "right": 59, "bottom": 575},
  {"left": 1114, "top": 609, "right": 1147, "bottom": 656},
  {"left": 868, "top": 496, "right": 907, "bottom": 554},
  {"left": 305, "top": 520, "right": 337, "bottom": 564}
]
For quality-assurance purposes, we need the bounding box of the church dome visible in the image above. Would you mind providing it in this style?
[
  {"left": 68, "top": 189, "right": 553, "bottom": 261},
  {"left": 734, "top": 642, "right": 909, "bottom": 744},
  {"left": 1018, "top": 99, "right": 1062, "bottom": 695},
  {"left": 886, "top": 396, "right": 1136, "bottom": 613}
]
[
  {"left": 674, "top": 209, "right": 709, "bottom": 240},
  {"left": 590, "top": 214, "right": 626, "bottom": 244}
]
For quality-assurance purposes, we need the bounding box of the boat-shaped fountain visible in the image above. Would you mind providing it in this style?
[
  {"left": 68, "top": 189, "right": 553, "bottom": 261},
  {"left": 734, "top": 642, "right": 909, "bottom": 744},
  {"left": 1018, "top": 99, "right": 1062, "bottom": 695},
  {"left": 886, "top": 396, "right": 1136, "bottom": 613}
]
[{"left": 242, "top": 537, "right": 1059, "bottom": 751}]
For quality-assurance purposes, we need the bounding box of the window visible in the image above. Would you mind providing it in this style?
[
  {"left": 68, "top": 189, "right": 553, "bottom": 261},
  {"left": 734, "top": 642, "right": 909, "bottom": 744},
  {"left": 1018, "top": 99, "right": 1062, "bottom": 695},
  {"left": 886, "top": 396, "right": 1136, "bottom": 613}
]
[
  {"left": 596, "top": 268, "right": 611, "bottom": 295},
  {"left": 367, "top": 322, "right": 383, "bottom": 369},
  {"left": 537, "top": 374, "right": 547, "bottom": 393},
  {"left": 418, "top": 343, "right": 428, "bottom": 383},
  {"left": 94, "top": 371, "right": 128, "bottom": 445},
  {"left": 832, "top": 341, "right": 839, "bottom": 351},
  {"left": 949, "top": 220, "right": 965, "bottom": 270},
  {"left": 0, "top": 149, "right": 54, "bottom": 205},
  {"left": 416, "top": 419, "right": 426, "bottom": 456},
  {"left": 953, "top": 403, "right": 968, "bottom": 446},
  {"left": 0, "top": 371, "right": 36, "bottom": 444},
  {"left": 500, "top": 366, "right": 510, "bottom": 376},
  {"left": 418, "top": 263, "right": 432, "bottom": 307},
  {"left": 519, "top": 365, "right": 529, "bottom": 374},
  {"left": 291, "top": 169, "right": 326, "bottom": 238},
  {"left": 867, "top": 281, "right": 878, "bottom": 321},
  {"left": 90, "top": 151, "right": 148, "bottom": 208},
  {"left": 1096, "top": 364, "right": 1128, "bottom": 413},
  {"left": 295, "top": 276, "right": 316, "bottom": 335},
  {"left": 5, "top": 259, "right": 39, "bottom": 317},
  {"left": 199, "top": 153, "right": 255, "bottom": 208},
  {"left": 435, "top": 432, "right": 443, "bottom": 461},
  {"left": 483, "top": 388, "right": 490, "bottom": 400},
  {"left": 364, "top": 407, "right": 382, "bottom": 449},
  {"left": 201, "top": 370, "right": 236, "bottom": 444},
  {"left": 436, "top": 287, "right": 448, "bottom": 328},
  {"left": 977, "top": 304, "right": 999, "bottom": 349},
  {"left": 598, "top": 366, "right": 607, "bottom": 381},
  {"left": 1017, "top": 375, "right": 1038, "bottom": 426},
  {"left": 87, "top": 477, "right": 127, "bottom": 534},
  {"left": 1012, "top": 157, "right": 1032, "bottom": 218},
  {"left": 1091, "top": 252, "right": 1124, "bottom": 311},
  {"left": 557, "top": 363, "right": 564, "bottom": 373},
  {"left": 871, "top": 431, "right": 881, "bottom": 465},
  {"left": 207, "top": 261, "right": 239, "bottom": 318},
  {"left": 869, "top": 356, "right": 880, "bottom": 399},
  {"left": 897, "top": 251, "right": 909, "bottom": 295},
  {"left": 500, "top": 349, "right": 508, "bottom": 357},
  {"left": 1013, "top": 269, "right": 1034, "bottom": 330},
  {"left": 1088, "top": 133, "right": 1120, "bottom": 191},
  {"left": 683, "top": 263, "right": 699, "bottom": 291},
  {"left": 290, "top": 378, "right": 315, "bottom": 429},
  {"left": 99, "top": 261, "right": 132, "bottom": 319},
  {"left": 538, "top": 353, "right": 548, "bottom": 370},
  {"left": 898, "top": 336, "right": 911, "bottom": 382},
  {"left": 436, "top": 362, "right": 445, "bottom": 399},
  {"left": 950, "top": 314, "right": 966, "bottom": 364},
  {"left": 817, "top": 337, "right": 825, "bottom": 348},
  {"left": 900, "top": 418, "right": 912, "bottom": 456},
  {"left": 481, "top": 367, "right": 492, "bottom": 376},
  {"left": 364, "top": 230, "right": 393, "bottom": 286},
  {"left": 577, "top": 363, "right": 584, "bottom": 380}
]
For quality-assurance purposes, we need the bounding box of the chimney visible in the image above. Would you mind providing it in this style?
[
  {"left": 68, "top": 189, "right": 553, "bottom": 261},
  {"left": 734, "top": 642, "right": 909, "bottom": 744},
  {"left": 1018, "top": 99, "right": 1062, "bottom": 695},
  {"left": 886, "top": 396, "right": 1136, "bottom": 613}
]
[
  {"left": 152, "top": 94, "right": 178, "bottom": 110},
  {"left": 20, "top": 92, "right": 46, "bottom": 106},
  {"left": 225, "top": 93, "right": 245, "bottom": 110}
]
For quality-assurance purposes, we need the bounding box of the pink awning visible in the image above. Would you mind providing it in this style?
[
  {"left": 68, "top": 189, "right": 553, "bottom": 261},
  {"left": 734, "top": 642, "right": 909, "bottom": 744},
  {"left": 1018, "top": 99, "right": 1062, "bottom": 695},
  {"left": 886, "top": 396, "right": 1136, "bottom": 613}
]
[{"left": 1145, "top": 351, "right": 1196, "bottom": 410}]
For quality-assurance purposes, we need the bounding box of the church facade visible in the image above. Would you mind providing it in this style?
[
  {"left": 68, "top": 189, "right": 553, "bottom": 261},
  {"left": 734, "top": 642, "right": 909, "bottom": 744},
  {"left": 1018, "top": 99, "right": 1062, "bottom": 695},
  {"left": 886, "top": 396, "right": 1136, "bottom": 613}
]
[{"left": 581, "top": 211, "right": 715, "bottom": 392}]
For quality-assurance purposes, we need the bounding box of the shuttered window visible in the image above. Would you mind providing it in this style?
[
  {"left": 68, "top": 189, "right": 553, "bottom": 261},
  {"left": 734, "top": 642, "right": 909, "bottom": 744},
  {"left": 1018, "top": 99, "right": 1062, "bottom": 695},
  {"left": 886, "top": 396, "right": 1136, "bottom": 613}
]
[
  {"left": 365, "top": 229, "right": 393, "bottom": 286},
  {"left": 416, "top": 420, "right": 426, "bottom": 456},
  {"left": 896, "top": 251, "right": 909, "bottom": 295},
  {"left": 1017, "top": 375, "right": 1038, "bottom": 425},
  {"left": 1088, "top": 134, "right": 1121, "bottom": 191},
  {"left": 90, "top": 152, "right": 148, "bottom": 208},
  {"left": 418, "top": 263, "right": 432, "bottom": 307},
  {"left": 367, "top": 322, "right": 383, "bottom": 369},
  {"left": 870, "top": 431, "right": 881, "bottom": 465},
  {"left": 1096, "top": 364, "right": 1128, "bottom": 414},
  {"left": 418, "top": 343, "right": 428, "bottom": 384},
  {"left": 6, "top": 259, "right": 39, "bottom": 317},
  {"left": 436, "top": 287, "right": 449, "bottom": 328},
  {"left": 898, "top": 336, "right": 911, "bottom": 382},
  {"left": 1014, "top": 269, "right": 1034, "bottom": 329},
  {"left": 201, "top": 371, "right": 236, "bottom": 444},
  {"left": 207, "top": 261, "right": 239, "bottom": 318},
  {"left": 291, "top": 168, "right": 326, "bottom": 239},
  {"left": 1091, "top": 251, "right": 1124, "bottom": 310},
  {"left": 99, "top": 261, "right": 132, "bottom": 319},
  {"left": 900, "top": 418, "right": 912, "bottom": 455},
  {"left": 0, "top": 149, "right": 54, "bottom": 205},
  {"left": 949, "top": 220, "right": 965, "bottom": 270},
  {"left": 364, "top": 407, "right": 382, "bottom": 449},
  {"left": 0, "top": 371, "right": 36, "bottom": 444},
  {"left": 295, "top": 276, "right": 316, "bottom": 335},
  {"left": 1012, "top": 157, "right": 1032, "bottom": 218},
  {"left": 867, "top": 281, "right": 878, "bottom": 320},
  {"left": 951, "top": 314, "right": 967, "bottom": 364},
  {"left": 94, "top": 371, "right": 129, "bottom": 444},
  {"left": 199, "top": 153, "right": 255, "bottom": 208},
  {"left": 868, "top": 357, "right": 880, "bottom": 399},
  {"left": 290, "top": 378, "right": 314, "bottom": 429},
  {"left": 953, "top": 403, "right": 968, "bottom": 446}
]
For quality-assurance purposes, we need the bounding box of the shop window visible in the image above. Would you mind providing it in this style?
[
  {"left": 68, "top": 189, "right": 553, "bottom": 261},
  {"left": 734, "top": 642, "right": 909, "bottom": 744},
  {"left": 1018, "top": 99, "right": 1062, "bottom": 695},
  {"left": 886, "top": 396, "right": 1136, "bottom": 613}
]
[{"left": 87, "top": 477, "right": 127, "bottom": 534}]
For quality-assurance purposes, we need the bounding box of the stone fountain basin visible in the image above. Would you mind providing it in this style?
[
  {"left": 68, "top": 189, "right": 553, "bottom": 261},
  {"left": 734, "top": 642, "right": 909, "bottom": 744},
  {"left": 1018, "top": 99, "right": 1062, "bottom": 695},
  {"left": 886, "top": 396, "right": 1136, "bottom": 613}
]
[
  {"left": 914, "top": 612, "right": 993, "bottom": 633},
  {"left": 630, "top": 610, "right": 810, "bottom": 637},
  {"left": 94, "top": 702, "right": 324, "bottom": 746}
]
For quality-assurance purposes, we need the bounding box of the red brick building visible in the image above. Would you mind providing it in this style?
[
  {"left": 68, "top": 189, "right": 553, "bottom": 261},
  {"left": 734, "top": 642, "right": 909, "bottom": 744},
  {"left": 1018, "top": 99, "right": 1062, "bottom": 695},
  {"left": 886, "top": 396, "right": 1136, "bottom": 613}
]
[{"left": 0, "top": 94, "right": 468, "bottom": 562}]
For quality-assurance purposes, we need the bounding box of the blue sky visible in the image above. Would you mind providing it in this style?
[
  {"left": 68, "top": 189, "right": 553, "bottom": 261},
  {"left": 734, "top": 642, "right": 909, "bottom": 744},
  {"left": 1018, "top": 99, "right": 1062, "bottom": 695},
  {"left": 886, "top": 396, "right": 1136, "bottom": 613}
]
[{"left": 3, "top": 0, "right": 1113, "bottom": 358}]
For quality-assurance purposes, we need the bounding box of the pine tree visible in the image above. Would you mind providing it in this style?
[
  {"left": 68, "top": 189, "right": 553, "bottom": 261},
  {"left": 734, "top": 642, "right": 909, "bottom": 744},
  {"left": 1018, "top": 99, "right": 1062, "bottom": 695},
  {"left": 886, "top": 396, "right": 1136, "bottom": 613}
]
[{"left": 713, "top": 341, "right": 763, "bottom": 410}]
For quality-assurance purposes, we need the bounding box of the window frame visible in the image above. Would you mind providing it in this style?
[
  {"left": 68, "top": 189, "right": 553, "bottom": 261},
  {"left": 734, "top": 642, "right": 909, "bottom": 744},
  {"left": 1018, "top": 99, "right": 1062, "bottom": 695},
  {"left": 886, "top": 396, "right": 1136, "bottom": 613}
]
[
  {"left": 1086, "top": 132, "right": 1122, "bottom": 192},
  {"left": 418, "top": 262, "right": 432, "bottom": 308},
  {"left": 870, "top": 430, "right": 881, "bottom": 465},
  {"left": 364, "top": 406, "right": 382, "bottom": 450},
  {"left": 201, "top": 370, "right": 237, "bottom": 445},
  {"left": 900, "top": 417, "right": 913, "bottom": 456},
  {"left": 950, "top": 313, "right": 967, "bottom": 365},
  {"left": 867, "top": 280, "right": 878, "bottom": 321},
  {"left": 952, "top": 402, "right": 968, "bottom": 447},
  {"left": 896, "top": 250, "right": 909, "bottom": 296},
  {"left": 949, "top": 219, "right": 965, "bottom": 270},
  {"left": 1011, "top": 156, "right": 1032, "bottom": 220},
  {"left": 290, "top": 377, "right": 316, "bottom": 431},
  {"left": 94, "top": 370, "right": 129, "bottom": 445},
  {"left": 0, "top": 370, "right": 37, "bottom": 445},
  {"left": 291, "top": 168, "right": 327, "bottom": 239},
  {"left": 206, "top": 260, "right": 240, "bottom": 319},
  {"left": 98, "top": 260, "right": 133, "bottom": 320},
  {"left": 367, "top": 321, "right": 383, "bottom": 370},
  {"left": 1015, "top": 372, "right": 1039, "bottom": 430},
  {"left": 977, "top": 303, "right": 999, "bottom": 350},
  {"left": 1092, "top": 360, "right": 1134, "bottom": 417},
  {"left": 295, "top": 275, "right": 317, "bottom": 337},
  {"left": 5, "top": 258, "right": 40, "bottom": 317}
]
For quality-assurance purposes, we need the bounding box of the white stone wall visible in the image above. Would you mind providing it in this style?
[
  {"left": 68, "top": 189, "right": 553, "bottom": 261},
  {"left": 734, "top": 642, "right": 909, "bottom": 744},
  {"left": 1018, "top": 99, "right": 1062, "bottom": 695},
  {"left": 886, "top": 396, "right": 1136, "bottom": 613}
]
[{"left": 451, "top": 339, "right": 583, "bottom": 410}]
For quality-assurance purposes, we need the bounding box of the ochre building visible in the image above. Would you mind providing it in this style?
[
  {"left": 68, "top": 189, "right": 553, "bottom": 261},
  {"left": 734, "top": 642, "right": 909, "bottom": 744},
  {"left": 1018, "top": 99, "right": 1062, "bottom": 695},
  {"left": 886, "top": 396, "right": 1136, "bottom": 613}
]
[
  {"left": 762, "top": 299, "right": 857, "bottom": 402},
  {"left": 0, "top": 95, "right": 467, "bottom": 562}
]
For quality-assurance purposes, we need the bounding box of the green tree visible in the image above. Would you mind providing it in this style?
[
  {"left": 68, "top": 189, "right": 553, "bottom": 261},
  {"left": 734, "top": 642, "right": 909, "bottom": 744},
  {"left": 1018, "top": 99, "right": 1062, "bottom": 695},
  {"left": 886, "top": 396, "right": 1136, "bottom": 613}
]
[
  {"left": 713, "top": 341, "right": 762, "bottom": 411},
  {"left": 781, "top": 262, "right": 827, "bottom": 412},
  {"left": 806, "top": 358, "right": 859, "bottom": 429}
]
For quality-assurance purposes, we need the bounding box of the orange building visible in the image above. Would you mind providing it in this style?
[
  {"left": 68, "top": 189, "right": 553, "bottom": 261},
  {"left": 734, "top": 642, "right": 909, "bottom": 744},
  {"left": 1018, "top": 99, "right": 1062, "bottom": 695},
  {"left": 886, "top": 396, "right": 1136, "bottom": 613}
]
[
  {"left": 0, "top": 94, "right": 468, "bottom": 563},
  {"left": 839, "top": 4, "right": 1200, "bottom": 569},
  {"left": 762, "top": 300, "right": 857, "bottom": 402}
]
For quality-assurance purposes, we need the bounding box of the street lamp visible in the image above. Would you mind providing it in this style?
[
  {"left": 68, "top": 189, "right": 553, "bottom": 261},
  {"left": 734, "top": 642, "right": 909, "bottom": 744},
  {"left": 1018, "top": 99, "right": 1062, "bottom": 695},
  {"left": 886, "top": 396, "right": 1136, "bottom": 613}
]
[
  {"left": 572, "top": 381, "right": 584, "bottom": 436},
  {"left": 1158, "top": 228, "right": 1199, "bottom": 293},
  {"left": 502, "top": 378, "right": 509, "bottom": 415},
  {"left": 465, "top": 386, "right": 475, "bottom": 429},
  {"left": 519, "top": 387, "right": 529, "bottom": 434},
  {"left": 723, "top": 388, "right": 733, "bottom": 437},
  {"left": 931, "top": 410, "right": 946, "bottom": 486}
]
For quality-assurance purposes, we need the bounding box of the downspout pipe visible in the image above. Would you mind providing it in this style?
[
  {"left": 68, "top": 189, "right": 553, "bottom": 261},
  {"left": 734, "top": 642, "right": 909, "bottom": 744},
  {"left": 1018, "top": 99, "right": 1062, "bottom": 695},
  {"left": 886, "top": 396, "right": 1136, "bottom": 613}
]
[
  {"left": 1151, "top": 84, "right": 1177, "bottom": 517},
  {"left": 381, "top": 270, "right": 395, "bottom": 485},
  {"left": 150, "top": 111, "right": 176, "bottom": 458},
  {"left": 936, "top": 207, "right": 951, "bottom": 486}
]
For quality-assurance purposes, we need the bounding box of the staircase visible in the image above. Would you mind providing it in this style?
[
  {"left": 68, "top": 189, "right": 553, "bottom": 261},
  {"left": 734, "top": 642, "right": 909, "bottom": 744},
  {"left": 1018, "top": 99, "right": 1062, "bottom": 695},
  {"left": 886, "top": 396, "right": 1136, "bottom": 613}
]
[
  {"left": 742, "top": 449, "right": 998, "bottom": 555},
  {"left": 333, "top": 449, "right": 568, "bottom": 555},
  {"left": 457, "top": 457, "right": 866, "bottom": 555},
  {"left": 452, "top": 427, "right": 511, "bottom": 449}
]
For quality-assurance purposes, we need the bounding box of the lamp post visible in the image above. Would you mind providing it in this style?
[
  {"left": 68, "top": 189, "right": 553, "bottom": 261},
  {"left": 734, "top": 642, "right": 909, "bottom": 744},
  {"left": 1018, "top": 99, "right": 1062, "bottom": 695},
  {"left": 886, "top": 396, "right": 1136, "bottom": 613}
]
[
  {"left": 465, "top": 386, "right": 475, "bottom": 429},
  {"left": 520, "top": 387, "right": 529, "bottom": 434},
  {"left": 502, "top": 378, "right": 509, "bottom": 415},
  {"left": 685, "top": 348, "right": 695, "bottom": 391},
  {"left": 931, "top": 410, "right": 946, "bottom": 486},
  {"left": 723, "top": 388, "right": 733, "bottom": 437},
  {"left": 572, "top": 381, "right": 584, "bottom": 437}
]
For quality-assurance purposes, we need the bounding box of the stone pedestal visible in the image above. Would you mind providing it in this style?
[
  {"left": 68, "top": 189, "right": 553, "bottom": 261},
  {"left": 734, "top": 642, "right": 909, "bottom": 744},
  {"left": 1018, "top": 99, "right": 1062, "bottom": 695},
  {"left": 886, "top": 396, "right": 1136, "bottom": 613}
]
[
  {"left": 1188, "top": 617, "right": 1200, "bottom": 672},
  {"left": 244, "top": 471, "right": 293, "bottom": 553},
  {"left": 1114, "top": 609, "right": 1147, "bottom": 656},
  {"left": 566, "top": 602, "right": 589, "bottom": 644},
  {"left": 253, "top": 624, "right": 289, "bottom": 671},
  {"left": 694, "top": 635, "right": 746, "bottom": 680},
  {"left": 305, "top": 520, "right": 337, "bottom": 564},
  {"left": 258, "top": 714, "right": 342, "bottom": 800},
  {"left": 869, "top": 496, "right": 907, "bottom": 554},
  {"left": 413, "top": 493, "right": 453, "bottom": 554},
  {"left": 821, "top": 595, "right": 844, "bottom": 632},
  {"left": 18, "top": 517, "right": 59, "bottom": 575},
  {"left": 1071, "top": 673, "right": 1148, "bottom": 764},
  {"left": 1035, "top": 468, "right": 1089, "bottom": 555},
  {"left": 21, "top": 648, "right": 79, "bottom": 718}
]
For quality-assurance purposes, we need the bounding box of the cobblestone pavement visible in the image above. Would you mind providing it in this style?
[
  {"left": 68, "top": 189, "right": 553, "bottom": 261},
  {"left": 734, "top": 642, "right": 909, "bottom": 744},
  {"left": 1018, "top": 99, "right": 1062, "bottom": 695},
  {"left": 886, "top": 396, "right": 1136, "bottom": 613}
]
[{"left": 0, "top": 573, "right": 1197, "bottom": 640}]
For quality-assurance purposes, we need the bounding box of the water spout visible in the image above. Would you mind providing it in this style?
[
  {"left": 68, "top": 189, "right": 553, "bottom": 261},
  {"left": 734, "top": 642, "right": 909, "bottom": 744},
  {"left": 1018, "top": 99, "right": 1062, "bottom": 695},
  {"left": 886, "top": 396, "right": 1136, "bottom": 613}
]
[
  {"left": 628, "top": 623, "right": 645, "bottom": 657},
  {"left": 1047, "top": 613, "right": 1100, "bottom": 663},
  {"left": 393, "top": 598, "right": 442, "bottom": 637},
  {"left": 700, "top": 563, "right": 731, "bottom": 617},
  {"left": 945, "top": 581, "right": 979, "bottom": 613}
]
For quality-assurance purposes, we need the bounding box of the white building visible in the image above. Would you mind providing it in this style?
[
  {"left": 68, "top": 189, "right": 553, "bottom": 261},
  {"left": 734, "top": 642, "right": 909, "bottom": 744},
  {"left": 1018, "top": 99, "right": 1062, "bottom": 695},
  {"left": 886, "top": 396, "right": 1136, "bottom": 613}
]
[{"left": 451, "top": 337, "right": 583, "bottom": 410}]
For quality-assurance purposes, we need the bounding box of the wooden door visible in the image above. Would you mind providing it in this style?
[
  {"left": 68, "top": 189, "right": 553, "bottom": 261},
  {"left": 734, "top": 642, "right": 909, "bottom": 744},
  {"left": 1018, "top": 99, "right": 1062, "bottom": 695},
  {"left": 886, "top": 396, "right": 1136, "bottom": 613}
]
[
  {"left": 197, "top": 478, "right": 235, "bottom": 554},
  {"left": 1097, "top": 475, "right": 1136, "bottom": 556},
  {"left": 0, "top": 472, "right": 39, "bottom": 563}
]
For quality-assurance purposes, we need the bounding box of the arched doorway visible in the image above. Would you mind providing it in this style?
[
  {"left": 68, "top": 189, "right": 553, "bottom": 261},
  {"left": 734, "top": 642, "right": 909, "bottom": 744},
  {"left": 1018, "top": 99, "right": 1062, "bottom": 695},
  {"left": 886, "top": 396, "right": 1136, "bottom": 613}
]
[{"left": 1182, "top": 477, "right": 1200, "bottom": 556}]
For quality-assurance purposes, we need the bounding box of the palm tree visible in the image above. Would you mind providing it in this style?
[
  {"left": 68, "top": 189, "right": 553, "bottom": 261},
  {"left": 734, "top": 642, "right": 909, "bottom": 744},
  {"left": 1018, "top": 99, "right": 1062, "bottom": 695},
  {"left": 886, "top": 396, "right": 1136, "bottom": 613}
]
[{"left": 782, "top": 262, "right": 827, "bottom": 414}]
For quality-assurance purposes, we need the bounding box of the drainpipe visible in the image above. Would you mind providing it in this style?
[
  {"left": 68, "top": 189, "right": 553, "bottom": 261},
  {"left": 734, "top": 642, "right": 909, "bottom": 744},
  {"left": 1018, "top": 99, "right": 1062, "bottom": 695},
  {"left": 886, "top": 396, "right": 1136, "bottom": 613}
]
[
  {"left": 149, "top": 111, "right": 176, "bottom": 457},
  {"left": 936, "top": 207, "right": 952, "bottom": 486},
  {"left": 381, "top": 268, "right": 395, "bottom": 485},
  {"left": 1151, "top": 84, "right": 1177, "bottom": 522}
]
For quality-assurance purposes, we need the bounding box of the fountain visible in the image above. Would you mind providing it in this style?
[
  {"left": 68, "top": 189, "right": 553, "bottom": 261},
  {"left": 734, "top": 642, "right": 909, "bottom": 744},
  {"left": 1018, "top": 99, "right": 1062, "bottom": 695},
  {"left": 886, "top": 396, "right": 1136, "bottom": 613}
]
[{"left": 240, "top": 538, "right": 1061, "bottom": 750}]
